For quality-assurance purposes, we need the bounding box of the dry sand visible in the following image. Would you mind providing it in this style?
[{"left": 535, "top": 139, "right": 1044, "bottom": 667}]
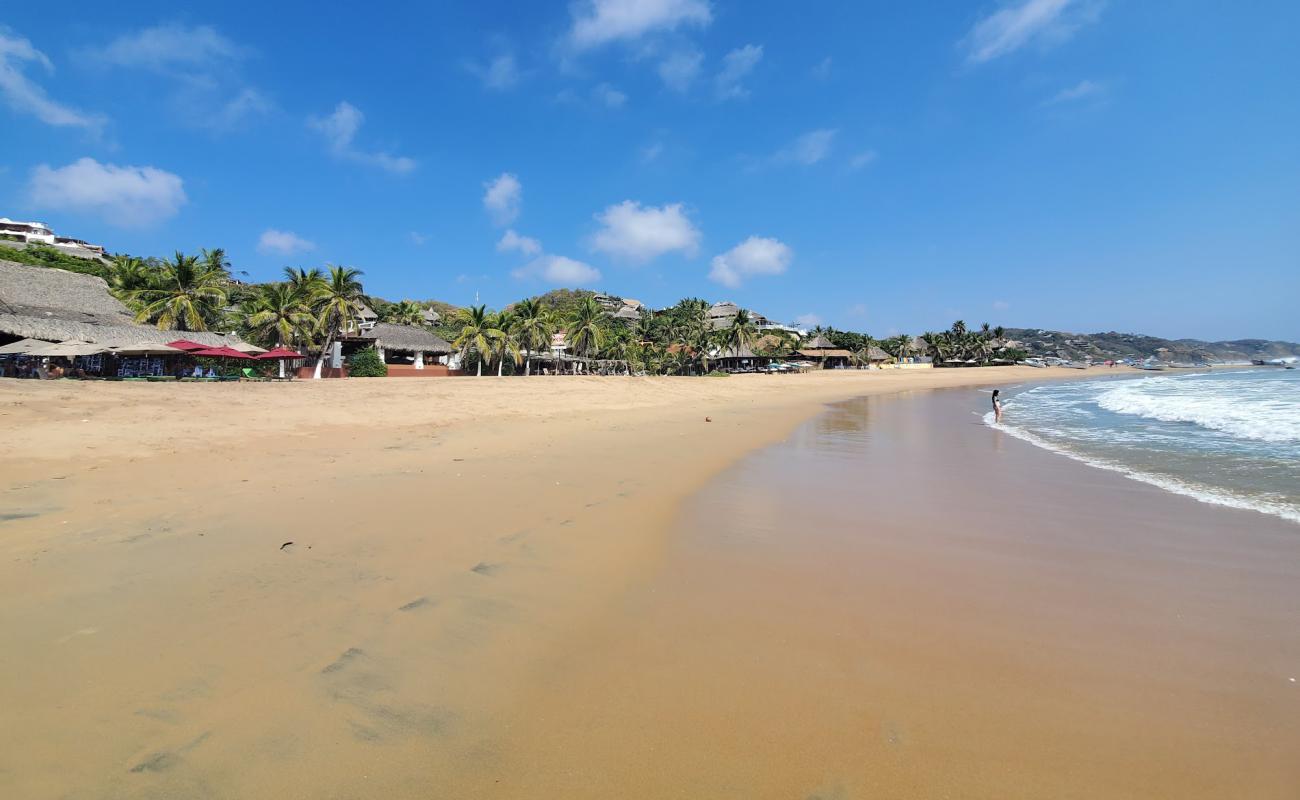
[{"left": 3, "top": 367, "right": 1293, "bottom": 798}]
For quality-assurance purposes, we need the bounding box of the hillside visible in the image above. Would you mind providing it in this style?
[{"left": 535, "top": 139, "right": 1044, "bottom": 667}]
[{"left": 1004, "top": 328, "right": 1300, "bottom": 363}]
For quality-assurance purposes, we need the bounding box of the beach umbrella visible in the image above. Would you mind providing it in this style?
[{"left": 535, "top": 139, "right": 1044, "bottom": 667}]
[
  {"left": 226, "top": 340, "right": 268, "bottom": 355},
  {"left": 166, "top": 339, "right": 209, "bottom": 351},
  {"left": 257, "top": 346, "right": 305, "bottom": 378},
  {"left": 189, "top": 346, "right": 256, "bottom": 359},
  {"left": 111, "top": 342, "right": 184, "bottom": 356},
  {"left": 38, "top": 341, "right": 109, "bottom": 357}
]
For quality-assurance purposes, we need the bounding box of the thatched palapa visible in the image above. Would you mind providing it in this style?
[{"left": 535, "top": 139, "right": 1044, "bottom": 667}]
[
  {"left": 0, "top": 260, "right": 254, "bottom": 348},
  {"left": 360, "top": 322, "right": 452, "bottom": 354}
]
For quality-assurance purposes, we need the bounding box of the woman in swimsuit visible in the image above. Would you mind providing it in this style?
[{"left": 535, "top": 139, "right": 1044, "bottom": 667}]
[{"left": 992, "top": 389, "right": 1002, "bottom": 423}]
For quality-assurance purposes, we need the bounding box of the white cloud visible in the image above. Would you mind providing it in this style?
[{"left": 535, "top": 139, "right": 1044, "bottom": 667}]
[
  {"left": 993, "top": 300, "right": 1011, "bottom": 311},
  {"left": 513, "top": 254, "right": 602, "bottom": 285},
  {"left": 708, "top": 236, "right": 793, "bottom": 288},
  {"left": 409, "top": 232, "right": 428, "bottom": 245},
  {"left": 497, "top": 229, "right": 542, "bottom": 256},
  {"left": 483, "top": 173, "right": 523, "bottom": 226},
  {"left": 257, "top": 229, "right": 316, "bottom": 256},
  {"left": 592, "top": 82, "right": 627, "bottom": 108},
  {"left": 589, "top": 200, "right": 700, "bottom": 263},
  {"left": 794, "top": 313, "right": 822, "bottom": 328},
  {"left": 466, "top": 53, "right": 520, "bottom": 90},
  {"left": 308, "top": 101, "right": 416, "bottom": 174},
  {"left": 1045, "top": 79, "right": 1104, "bottom": 104},
  {"left": 93, "top": 24, "right": 248, "bottom": 71},
  {"left": 811, "top": 56, "right": 833, "bottom": 80},
  {"left": 847, "top": 303, "right": 868, "bottom": 318},
  {"left": 964, "top": 0, "right": 1101, "bottom": 64},
  {"left": 849, "top": 149, "right": 878, "bottom": 170},
  {"left": 658, "top": 49, "right": 703, "bottom": 92},
  {"left": 569, "top": 0, "right": 712, "bottom": 50},
  {"left": 89, "top": 24, "right": 269, "bottom": 133},
  {"left": 28, "top": 157, "right": 186, "bottom": 227},
  {"left": 774, "top": 128, "right": 837, "bottom": 166},
  {"left": 715, "top": 44, "right": 762, "bottom": 99},
  {"left": 0, "top": 27, "right": 105, "bottom": 130},
  {"left": 641, "top": 141, "right": 665, "bottom": 162}
]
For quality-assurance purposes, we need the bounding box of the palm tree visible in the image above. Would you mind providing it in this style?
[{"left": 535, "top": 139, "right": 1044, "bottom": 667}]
[
  {"left": 384, "top": 300, "right": 425, "bottom": 327},
  {"left": 488, "top": 310, "right": 522, "bottom": 376},
  {"left": 242, "top": 283, "right": 315, "bottom": 348},
  {"left": 200, "top": 248, "right": 232, "bottom": 278},
  {"left": 284, "top": 266, "right": 327, "bottom": 298},
  {"left": 310, "top": 266, "right": 365, "bottom": 379},
  {"left": 566, "top": 296, "right": 605, "bottom": 360},
  {"left": 719, "top": 308, "right": 759, "bottom": 356},
  {"left": 131, "top": 251, "right": 229, "bottom": 331},
  {"left": 453, "top": 304, "right": 498, "bottom": 377},
  {"left": 512, "top": 297, "right": 554, "bottom": 376},
  {"left": 107, "top": 255, "right": 154, "bottom": 296}
]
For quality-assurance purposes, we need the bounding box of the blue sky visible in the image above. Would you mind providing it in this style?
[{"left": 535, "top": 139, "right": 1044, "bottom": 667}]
[{"left": 3, "top": 0, "right": 1298, "bottom": 340}]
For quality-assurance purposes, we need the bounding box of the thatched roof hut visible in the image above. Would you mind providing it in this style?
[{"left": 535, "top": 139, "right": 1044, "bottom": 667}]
[
  {"left": 867, "top": 345, "right": 892, "bottom": 363},
  {"left": 360, "top": 322, "right": 452, "bottom": 354},
  {"left": 802, "top": 334, "right": 836, "bottom": 350},
  {"left": 0, "top": 260, "right": 248, "bottom": 348}
]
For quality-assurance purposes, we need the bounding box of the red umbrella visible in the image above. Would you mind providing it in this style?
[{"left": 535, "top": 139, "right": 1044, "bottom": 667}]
[
  {"left": 189, "top": 346, "right": 256, "bottom": 360},
  {"left": 256, "top": 347, "right": 305, "bottom": 360},
  {"left": 167, "top": 339, "right": 210, "bottom": 351}
]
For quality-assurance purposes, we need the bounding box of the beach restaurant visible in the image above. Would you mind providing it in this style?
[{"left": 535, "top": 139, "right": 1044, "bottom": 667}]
[{"left": 0, "top": 259, "right": 276, "bottom": 379}]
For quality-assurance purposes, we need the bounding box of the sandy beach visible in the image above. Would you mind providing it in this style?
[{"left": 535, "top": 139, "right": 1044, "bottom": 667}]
[{"left": 2, "top": 367, "right": 1297, "bottom": 798}]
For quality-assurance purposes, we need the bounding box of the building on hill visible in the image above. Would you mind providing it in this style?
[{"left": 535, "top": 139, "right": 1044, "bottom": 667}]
[
  {"left": 714, "top": 344, "right": 770, "bottom": 372},
  {"left": 612, "top": 305, "right": 642, "bottom": 324},
  {"left": 0, "top": 218, "right": 106, "bottom": 258},
  {"left": 0, "top": 260, "right": 247, "bottom": 349},
  {"left": 420, "top": 307, "right": 440, "bottom": 325}
]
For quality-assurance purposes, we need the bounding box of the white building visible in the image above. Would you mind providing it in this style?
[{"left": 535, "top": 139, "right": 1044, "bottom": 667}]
[{"left": 0, "top": 218, "right": 106, "bottom": 257}]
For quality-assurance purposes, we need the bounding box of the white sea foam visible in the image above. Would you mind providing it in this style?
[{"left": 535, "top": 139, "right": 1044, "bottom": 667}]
[
  {"left": 1095, "top": 374, "right": 1300, "bottom": 443},
  {"left": 985, "top": 411, "right": 1300, "bottom": 525}
]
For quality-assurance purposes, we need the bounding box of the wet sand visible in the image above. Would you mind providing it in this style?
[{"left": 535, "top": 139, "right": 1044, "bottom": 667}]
[{"left": 3, "top": 368, "right": 1295, "bottom": 798}]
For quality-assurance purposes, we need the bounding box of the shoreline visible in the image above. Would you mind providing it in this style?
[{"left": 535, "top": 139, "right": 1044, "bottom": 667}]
[{"left": 1, "top": 367, "right": 1138, "bottom": 798}]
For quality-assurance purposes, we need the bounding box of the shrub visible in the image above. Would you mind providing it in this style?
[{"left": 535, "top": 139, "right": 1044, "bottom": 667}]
[
  {"left": 347, "top": 347, "right": 388, "bottom": 377},
  {"left": 706, "top": 370, "right": 730, "bottom": 377}
]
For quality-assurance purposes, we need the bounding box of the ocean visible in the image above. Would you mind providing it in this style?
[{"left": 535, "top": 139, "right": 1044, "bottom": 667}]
[{"left": 992, "top": 369, "right": 1300, "bottom": 524}]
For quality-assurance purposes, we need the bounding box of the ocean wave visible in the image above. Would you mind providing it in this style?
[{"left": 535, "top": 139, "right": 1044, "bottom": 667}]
[
  {"left": 985, "top": 412, "right": 1300, "bottom": 525},
  {"left": 1095, "top": 375, "right": 1300, "bottom": 444}
]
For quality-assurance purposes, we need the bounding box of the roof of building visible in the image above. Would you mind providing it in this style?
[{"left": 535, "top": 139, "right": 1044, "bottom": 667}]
[
  {"left": 354, "top": 300, "right": 378, "bottom": 319},
  {"left": 867, "top": 345, "right": 892, "bottom": 361},
  {"left": 707, "top": 301, "right": 739, "bottom": 317},
  {"left": 361, "top": 322, "right": 452, "bottom": 353},
  {"left": 0, "top": 260, "right": 246, "bottom": 347},
  {"left": 796, "top": 348, "right": 853, "bottom": 359},
  {"left": 420, "top": 308, "right": 440, "bottom": 323},
  {"left": 612, "top": 306, "right": 641, "bottom": 320},
  {"left": 803, "top": 334, "right": 836, "bottom": 349},
  {"left": 716, "top": 344, "right": 760, "bottom": 359},
  {"left": 622, "top": 298, "right": 643, "bottom": 309}
]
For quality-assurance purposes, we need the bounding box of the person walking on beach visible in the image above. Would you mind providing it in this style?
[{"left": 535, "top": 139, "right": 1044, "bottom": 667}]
[{"left": 992, "top": 389, "right": 1003, "bottom": 423}]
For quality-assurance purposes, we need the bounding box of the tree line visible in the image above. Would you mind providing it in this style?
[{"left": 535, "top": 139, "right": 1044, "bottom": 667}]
[{"left": 95, "top": 250, "right": 1019, "bottom": 376}]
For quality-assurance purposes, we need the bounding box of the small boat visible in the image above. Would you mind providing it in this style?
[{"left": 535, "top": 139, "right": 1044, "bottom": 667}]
[{"left": 1137, "top": 358, "right": 1165, "bottom": 371}]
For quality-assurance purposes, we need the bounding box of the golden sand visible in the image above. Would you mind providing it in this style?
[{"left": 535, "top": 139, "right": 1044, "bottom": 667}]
[{"left": 3, "top": 367, "right": 1294, "bottom": 798}]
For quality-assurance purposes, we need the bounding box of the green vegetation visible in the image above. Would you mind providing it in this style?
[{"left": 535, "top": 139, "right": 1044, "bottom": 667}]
[
  {"left": 0, "top": 243, "right": 110, "bottom": 278},
  {"left": 346, "top": 347, "right": 388, "bottom": 377}
]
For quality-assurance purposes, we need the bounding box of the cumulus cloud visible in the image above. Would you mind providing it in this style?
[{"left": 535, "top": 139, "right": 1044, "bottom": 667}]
[
  {"left": 90, "top": 23, "right": 269, "bottom": 131},
  {"left": 308, "top": 101, "right": 416, "bottom": 174},
  {"left": 774, "top": 129, "right": 837, "bottom": 166},
  {"left": 963, "top": 0, "right": 1102, "bottom": 64},
  {"left": 92, "top": 23, "right": 248, "bottom": 71},
  {"left": 569, "top": 0, "right": 712, "bottom": 50},
  {"left": 28, "top": 157, "right": 186, "bottom": 227},
  {"left": 849, "top": 149, "right": 878, "bottom": 170},
  {"left": 794, "top": 313, "right": 822, "bottom": 328},
  {"left": 589, "top": 200, "right": 700, "bottom": 263},
  {"left": 0, "top": 27, "right": 105, "bottom": 130},
  {"left": 513, "top": 254, "right": 602, "bottom": 285},
  {"left": 497, "top": 229, "right": 542, "bottom": 256},
  {"left": 708, "top": 236, "right": 793, "bottom": 288},
  {"left": 715, "top": 44, "right": 762, "bottom": 99},
  {"left": 257, "top": 229, "right": 316, "bottom": 256},
  {"left": 1045, "top": 79, "right": 1105, "bottom": 105},
  {"left": 592, "top": 82, "right": 627, "bottom": 108},
  {"left": 658, "top": 49, "right": 703, "bottom": 92},
  {"left": 465, "top": 53, "right": 520, "bottom": 90},
  {"left": 483, "top": 173, "right": 523, "bottom": 226}
]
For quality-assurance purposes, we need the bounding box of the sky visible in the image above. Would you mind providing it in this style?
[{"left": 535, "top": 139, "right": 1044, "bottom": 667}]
[{"left": 2, "top": 0, "right": 1298, "bottom": 341}]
